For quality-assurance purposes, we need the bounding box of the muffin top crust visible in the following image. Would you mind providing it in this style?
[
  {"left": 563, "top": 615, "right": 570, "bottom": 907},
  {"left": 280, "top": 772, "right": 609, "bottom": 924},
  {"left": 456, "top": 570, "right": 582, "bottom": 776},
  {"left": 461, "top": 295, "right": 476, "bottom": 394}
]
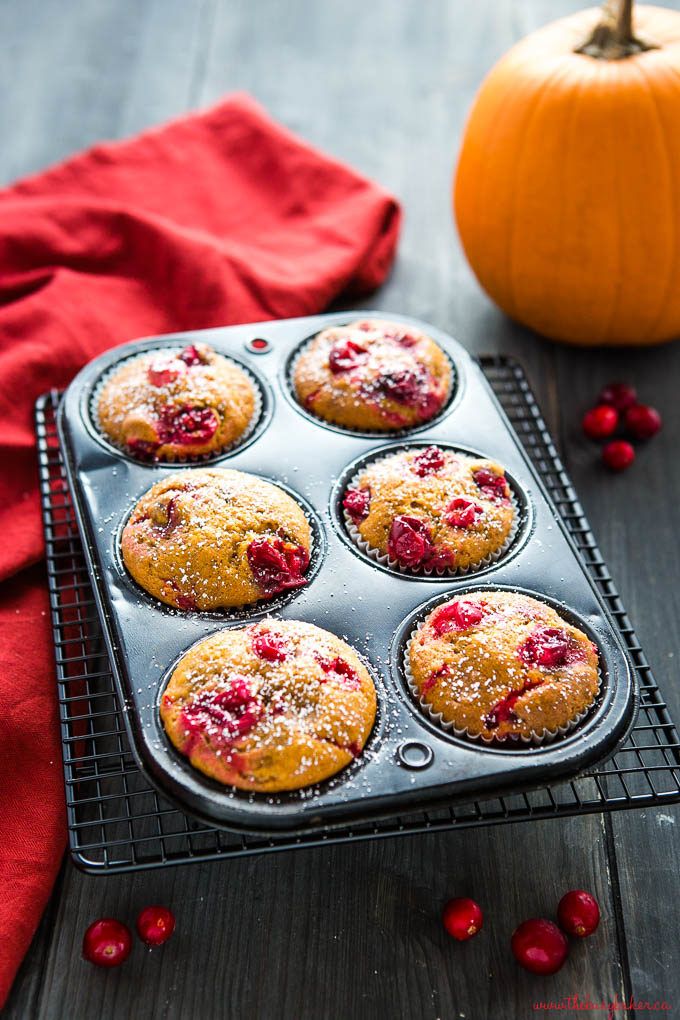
[
  {"left": 121, "top": 468, "right": 311, "bottom": 611},
  {"left": 97, "top": 342, "right": 255, "bottom": 460},
  {"left": 343, "top": 446, "right": 514, "bottom": 572},
  {"left": 293, "top": 318, "right": 451, "bottom": 431},
  {"left": 161, "top": 620, "right": 377, "bottom": 792},
  {"left": 408, "top": 591, "right": 600, "bottom": 741}
]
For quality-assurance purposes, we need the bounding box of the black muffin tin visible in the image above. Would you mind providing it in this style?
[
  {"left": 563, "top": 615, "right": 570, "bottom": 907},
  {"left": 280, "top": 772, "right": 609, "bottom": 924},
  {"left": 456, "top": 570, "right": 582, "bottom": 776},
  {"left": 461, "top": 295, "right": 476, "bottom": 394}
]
[{"left": 57, "top": 312, "right": 637, "bottom": 834}]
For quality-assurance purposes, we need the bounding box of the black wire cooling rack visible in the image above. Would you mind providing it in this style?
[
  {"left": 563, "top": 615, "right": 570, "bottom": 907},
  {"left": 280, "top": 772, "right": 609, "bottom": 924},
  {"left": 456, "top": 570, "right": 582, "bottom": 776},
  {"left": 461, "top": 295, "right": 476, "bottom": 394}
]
[{"left": 36, "top": 356, "right": 680, "bottom": 874}]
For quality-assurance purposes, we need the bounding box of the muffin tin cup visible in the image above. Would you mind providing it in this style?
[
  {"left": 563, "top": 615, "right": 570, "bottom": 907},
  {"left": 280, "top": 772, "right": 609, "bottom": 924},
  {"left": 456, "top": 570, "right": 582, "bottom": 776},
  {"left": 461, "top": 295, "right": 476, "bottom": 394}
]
[
  {"left": 401, "top": 621, "right": 603, "bottom": 747},
  {"left": 341, "top": 450, "right": 520, "bottom": 578},
  {"left": 56, "top": 312, "right": 637, "bottom": 835},
  {"left": 90, "top": 344, "right": 265, "bottom": 465}
]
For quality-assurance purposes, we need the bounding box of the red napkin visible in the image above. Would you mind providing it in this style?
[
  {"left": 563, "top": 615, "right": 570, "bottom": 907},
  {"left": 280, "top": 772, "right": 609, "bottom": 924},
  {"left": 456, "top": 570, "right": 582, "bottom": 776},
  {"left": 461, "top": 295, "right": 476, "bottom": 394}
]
[{"left": 0, "top": 92, "right": 400, "bottom": 1006}]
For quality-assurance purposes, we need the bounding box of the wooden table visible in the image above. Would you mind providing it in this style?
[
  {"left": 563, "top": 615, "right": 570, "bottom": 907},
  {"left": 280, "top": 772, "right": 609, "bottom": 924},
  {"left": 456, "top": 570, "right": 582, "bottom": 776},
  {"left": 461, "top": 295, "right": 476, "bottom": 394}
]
[{"left": 3, "top": 1, "right": 679, "bottom": 1016}]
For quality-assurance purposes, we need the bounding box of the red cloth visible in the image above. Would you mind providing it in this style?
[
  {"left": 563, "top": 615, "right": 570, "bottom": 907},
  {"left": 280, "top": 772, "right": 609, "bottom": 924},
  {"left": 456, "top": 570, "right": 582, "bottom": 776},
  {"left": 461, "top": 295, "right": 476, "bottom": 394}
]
[{"left": 0, "top": 93, "right": 400, "bottom": 1005}]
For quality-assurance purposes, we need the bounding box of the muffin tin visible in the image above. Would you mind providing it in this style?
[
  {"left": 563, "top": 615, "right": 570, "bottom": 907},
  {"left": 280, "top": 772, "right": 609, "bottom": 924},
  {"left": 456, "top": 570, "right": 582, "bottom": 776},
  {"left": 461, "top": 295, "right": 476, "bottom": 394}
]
[{"left": 57, "top": 311, "right": 637, "bottom": 834}]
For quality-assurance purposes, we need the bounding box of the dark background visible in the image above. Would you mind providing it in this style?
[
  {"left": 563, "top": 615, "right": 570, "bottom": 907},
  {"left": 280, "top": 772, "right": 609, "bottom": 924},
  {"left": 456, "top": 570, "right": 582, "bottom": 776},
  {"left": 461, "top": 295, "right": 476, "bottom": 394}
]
[{"left": 2, "top": 0, "right": 679, "bottom": 1017}]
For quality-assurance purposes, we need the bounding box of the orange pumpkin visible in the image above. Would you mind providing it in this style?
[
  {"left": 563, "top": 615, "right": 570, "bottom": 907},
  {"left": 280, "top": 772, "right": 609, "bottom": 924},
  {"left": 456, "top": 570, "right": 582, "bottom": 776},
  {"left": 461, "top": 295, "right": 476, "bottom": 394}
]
[{"left": 454, "top": 1, "right": 680, "bottom": 346}]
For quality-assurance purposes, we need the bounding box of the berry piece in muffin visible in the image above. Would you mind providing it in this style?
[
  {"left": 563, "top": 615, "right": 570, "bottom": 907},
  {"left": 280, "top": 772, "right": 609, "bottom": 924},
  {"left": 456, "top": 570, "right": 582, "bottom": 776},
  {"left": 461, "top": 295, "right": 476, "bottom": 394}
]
[
  {"left": 409, "top": 591, "right": 600, "bottom": 741},
  {"left": 343, "top": 446, "right": 514, "bottom": 573},
  {"left": 294, "top": 319, "right": 451, "bottom": 431},
  {"left": 97, "top": 342, "right": 255, "bottom": 460},
  {"left": 161, "top": 620, "right": 377, "bottom": 792},
  {"left": 121, "top": 468, "right": 311, "bottom": 610}
]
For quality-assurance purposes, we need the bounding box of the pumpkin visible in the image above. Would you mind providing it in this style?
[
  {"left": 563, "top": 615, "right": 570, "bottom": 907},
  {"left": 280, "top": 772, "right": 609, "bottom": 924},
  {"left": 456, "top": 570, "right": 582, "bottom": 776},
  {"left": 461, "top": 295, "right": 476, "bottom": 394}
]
[{"left": 454, "top": 0, "right": 680, "bottom": 346}]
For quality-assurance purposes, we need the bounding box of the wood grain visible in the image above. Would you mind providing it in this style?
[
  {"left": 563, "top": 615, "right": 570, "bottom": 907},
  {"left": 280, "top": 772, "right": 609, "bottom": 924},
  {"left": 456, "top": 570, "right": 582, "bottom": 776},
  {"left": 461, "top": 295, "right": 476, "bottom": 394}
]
[{"left": 3, "top": 0, "right": 679, "bottom": 1016}]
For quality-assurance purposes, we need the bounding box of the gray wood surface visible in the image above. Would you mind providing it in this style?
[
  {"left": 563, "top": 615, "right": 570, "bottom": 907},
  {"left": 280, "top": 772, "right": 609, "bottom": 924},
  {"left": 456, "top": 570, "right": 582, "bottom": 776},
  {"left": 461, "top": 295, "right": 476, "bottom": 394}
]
[{"left": 2, "top": 0, "right": 679, "bottom": 1017}]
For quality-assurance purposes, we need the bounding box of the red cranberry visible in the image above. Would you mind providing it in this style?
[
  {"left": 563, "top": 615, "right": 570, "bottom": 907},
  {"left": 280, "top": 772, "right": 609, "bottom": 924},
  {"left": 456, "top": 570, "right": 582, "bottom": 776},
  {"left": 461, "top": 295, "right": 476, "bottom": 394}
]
[
  {"left": 377, "top": 369, "right": 422, "bottom": 406},
  {"left": 343, "top": 486, "right": 371, "bottom": 522},
  {"left": 444, "top": 497, "right": 483, "bottom": 529},
  {"left": 431, "top": 599, "right": 487, "bottom": 635},
  {"left": 412, "top": 446, "right": 446, "bottom": 476},
  {"left": 136, "top": 905, "right": 176, "bottom": 946},
  {"left": 82, "top": 918, "right": 132, "bottom": 968},
  {"left": 158, "top": 405, "right": 219, "bottom": 446},
  {"left": 602, "top": 440, "right": 635, "bottom": 472},
  {"left": 472, "top": 467, "right": 509, "bottom": 501},
  {"left": 557, "top": 890, "right": 600, "bottom": 937},
  {"left": 582, "top": 405, "right": 618, "bottom": 440},
  {"left": 442, "top": 898, "right": 483, "bottom": 941},
  {"left": 624, "top": 404, "right": 662, "bottom": 440},
  {"left": 179, "top": 345, "right": 206, "bottom": 366},
  {"left": 328, "top": 339, "right": 367, "bottom": 374},
  {"left": 519, "top": 625, "right": 571, "bottom": 668},
  {"left": 316, "top": 655, "right": 362, "bottom": 690},
  {"left": 387, "top": 515, "right": 431, "bottom": 567},
  {"left": 182, "top": 678, "right": 262, "bottom": 741},
  {"left": 511, "top": 919, "right": 568, "bottom": 975},
  {"left": 598, "top": 382, "right": 637, "bottom": 411},
  {"left": 247, "top": 537, "right": 309, "bottom": 595},
  {"left": 168, "top": 581, "right": 198, "bottom": 611},
  {"left": 252, "top": 631, "right": 289, "bottom": 662},
  {"left": 483, "top": 680, "right": 543, "bottom": 729},
  {"left": 148, "top": 357, "right": 186, "bottom": 387}
]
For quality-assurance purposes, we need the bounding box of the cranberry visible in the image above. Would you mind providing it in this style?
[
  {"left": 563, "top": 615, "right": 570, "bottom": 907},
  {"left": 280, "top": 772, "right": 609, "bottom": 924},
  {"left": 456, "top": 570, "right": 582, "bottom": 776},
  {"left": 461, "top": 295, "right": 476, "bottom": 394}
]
[
  {"left": 624, "top": 404, "right": 662, "bottom": 440},
  {"left": 158, "top": 405, "right": 219, "bottom": 446},
  {"left": 511, "top": 919, "right": 568, "bottom": 975},
  {"left": 582, "top": 405, "right": 618, "bottom": 440},
  {"left": 444, "top": 497, "right": 483, "bottom": 529},
  {"left": 252, "top": 631, "right": 289, "bottom": 662},
  {"left": 598, "top": 382, "right": 637, "bottom": 411},
  {"left": 127, "top": 437, "right": 160, "bottom": 459},
  {"left": 168, "top": 581, "right": 198, "bottom": 611},
  {"left": 412, "top": 446, "right": 446, "bottom": 476},
  {"left": 343, "top": 486, "right": 371, "bottom": 522},
  {"left": 442, "top": 898, "right": 483, "bottom": 941},
  {"left": 602, "top": 440, "right": 635, "bottom": 472},
  {"left": 160, "top": 495, "right": 181, "bottom": 536},
  {"left": 136, "top": 905, "right": 176, "bottom": 946},
  {"left": 392, "top": 330, "right": 418, "bottom": 347},
  {"left": 182, "top": 678, "right": 262, "bottom": 741},
  {"left": 148, "top": 357, "right": 186, "bottom": 387},
  {"left": 179, "top": 345, "right": 206, "bottom": 366},
  {"left": 328, "top": 339, "right": 367, "bottom": 374},
  {"left": 377, "top": 369, "right": 422, "bottom": 406},
  {"left": 472, "top": 467, "right": 509, "bottom": 501},
  {"left": 431, "top": 599, "right": 487, "bottom": 635},
  {"left": 557, "top": 890, "right": 600, "bottom": 937},
  {"left": 82, "top": 918, "right": 132, "bottom": 968},
  {"left": 247, "top": 536, "right": 309, "bottom": 595},
  {"left": 519, "top": 625, "right": 572, "bottom": 668},
  {"left": 387, "top": 516, "right": 431, "bottom": 567},
  {"left": 316, "top": 655, "right": 362, "bottom": 690},
  {"left": 483, "top": 680, "right": 543, "bottom": 729}
]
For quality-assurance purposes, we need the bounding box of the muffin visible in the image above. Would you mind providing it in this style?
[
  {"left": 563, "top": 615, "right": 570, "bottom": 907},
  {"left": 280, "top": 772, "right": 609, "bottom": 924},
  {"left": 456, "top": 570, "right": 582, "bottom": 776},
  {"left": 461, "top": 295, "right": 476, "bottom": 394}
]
[
  {"left": 121, "top": 468, "right": 311, "bottom": 610},
  {"left": 161, "top": 620, "right": 377, "bottom": 792},
  {"left": 343, "top": 446, "right": 515, "bottom": 573},
  {"left": 293, "top": 318, "right": 451, "bottom": 431},
  {"left": 97, "top": 342, "right": 256, "bottom": 459},
  {"left": 408, "top": 591, "right": 600, "bottom": 741}
]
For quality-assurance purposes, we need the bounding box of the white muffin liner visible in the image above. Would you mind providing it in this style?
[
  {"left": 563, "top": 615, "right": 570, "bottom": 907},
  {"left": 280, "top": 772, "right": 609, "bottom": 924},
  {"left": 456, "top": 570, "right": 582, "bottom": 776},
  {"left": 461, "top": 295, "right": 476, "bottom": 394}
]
[
  {"left": 402, "top": 622, "right": 602, "bottom": 747},
  {"left": 287, "top": 325, "right": 456, "bottom": 435},
  {"left": 90, "top": 345, "right": 264, "bottom": 463},
  {"left": 342, "top": 453, "right": 520, "bottom": 577}
]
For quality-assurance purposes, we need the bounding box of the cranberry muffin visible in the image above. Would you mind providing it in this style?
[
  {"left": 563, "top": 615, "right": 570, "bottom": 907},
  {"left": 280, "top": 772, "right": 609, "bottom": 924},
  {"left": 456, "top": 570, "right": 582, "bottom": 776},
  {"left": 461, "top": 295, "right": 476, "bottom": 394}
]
[
  {"left": 408, "top": 591, "right": 600, "bottom": 741},
  {"left": 161, "top": 620, "right": 377, "bottom": 792},
  {"left": 121, "top": 468, "right": 311, "bottom": 610},
  {"left": 97, "top": 342, "right": 255, "bottom": 460},
  {"left": 343, "top": 446, "right": 514, "bottom": 573},
  {"left": 293, "top": 318, "right": 451, "bottom": 431}
]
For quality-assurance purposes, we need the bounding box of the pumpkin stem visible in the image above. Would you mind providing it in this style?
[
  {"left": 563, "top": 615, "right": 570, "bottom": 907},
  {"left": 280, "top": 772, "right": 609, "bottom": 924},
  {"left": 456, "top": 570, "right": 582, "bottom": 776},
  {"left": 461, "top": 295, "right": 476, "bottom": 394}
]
[{"left": 575, "top": 0, "right": 658, "bottom": 59}]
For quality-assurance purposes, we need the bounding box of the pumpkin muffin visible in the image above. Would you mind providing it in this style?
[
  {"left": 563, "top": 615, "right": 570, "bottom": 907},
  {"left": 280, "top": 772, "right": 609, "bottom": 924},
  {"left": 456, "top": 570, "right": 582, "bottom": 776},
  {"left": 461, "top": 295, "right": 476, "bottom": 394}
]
[
  {"left": 97, "top": 342, "right": 256, "bottom": 460},
  {"left": 293, "top": 318, "right": 451, "bottom": 431},
  {"left": 408, "top": 591, "right": 600, "bottom": 741},
  {"left": 121, "top": 468, "right": 311, "bottom": 610},
  {"left": 161, "top": 620, "right": 377, "bottom": 792},
  {"left": 342, "top": 445, "right": 515, "bottom": 573}
]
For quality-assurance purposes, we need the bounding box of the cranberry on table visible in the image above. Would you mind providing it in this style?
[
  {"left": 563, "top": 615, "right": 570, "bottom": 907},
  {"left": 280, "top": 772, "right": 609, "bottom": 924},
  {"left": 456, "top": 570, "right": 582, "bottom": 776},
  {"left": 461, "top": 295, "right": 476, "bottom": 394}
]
[
  {"left": 442, "top": 897, "right": 483, "bottom": 940},
  {"left": 598, "top": 382, "right": 637, "bottom": 411},
  {"left": 602, "top": 440, "right": 635, "bottom": 472},
  {"left": 511, "top": 918, "right": 568, "bottom": 975},
  {"left": 557, "top": 890, "right": 600, "bottom": 937},
  {"left": 581, "top": 405, "right": 618, "bottom": 440},
  {"left": 624, "top": 404, "right": 662, "bottom": 440},
  {"left": 82, "top": 918, "right": 133, "bottom": 968},
  {"left": 136, "top": 905, "right": 176, "bottom": 946}
]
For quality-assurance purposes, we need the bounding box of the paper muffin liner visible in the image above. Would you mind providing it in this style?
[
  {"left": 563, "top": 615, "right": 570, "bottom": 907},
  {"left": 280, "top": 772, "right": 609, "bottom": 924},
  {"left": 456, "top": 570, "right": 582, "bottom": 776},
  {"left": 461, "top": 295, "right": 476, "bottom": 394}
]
[
  {"left": 342, "top": 454, "right": 520, "bottom": 578},
  {"left": 287, "top": 326, "right": 456, "bottom": 435},
  {"left": 90, "top": 345, "right": 264, "bottom": 464},
  {"left": 402, "top": 622, "right": 603, "bottom": 747}
]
